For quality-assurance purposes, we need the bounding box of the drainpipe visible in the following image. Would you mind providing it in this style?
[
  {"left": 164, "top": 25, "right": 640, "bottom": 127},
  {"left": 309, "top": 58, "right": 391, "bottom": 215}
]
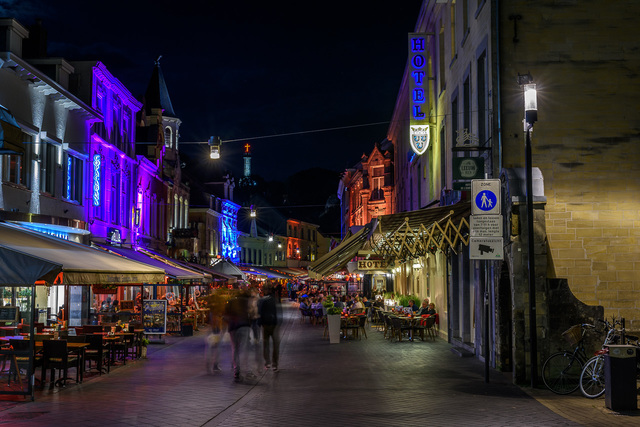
[{"left": 494, "top": 0, "right": 503, "bottom": 173}]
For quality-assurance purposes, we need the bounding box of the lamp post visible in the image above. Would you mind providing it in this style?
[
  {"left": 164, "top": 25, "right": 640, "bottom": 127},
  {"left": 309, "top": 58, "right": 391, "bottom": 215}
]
[{"left": 522, "top": 76, "right": 538, "bottom": 387}]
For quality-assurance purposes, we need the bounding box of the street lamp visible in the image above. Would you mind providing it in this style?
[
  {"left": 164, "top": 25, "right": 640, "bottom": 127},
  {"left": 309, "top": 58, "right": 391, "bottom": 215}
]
[
  {"left": 520, "top": 73, "right": 538, "bottom": 387},
  {"left": 208, "top": 136, "right": 221, "bottom": 159}
]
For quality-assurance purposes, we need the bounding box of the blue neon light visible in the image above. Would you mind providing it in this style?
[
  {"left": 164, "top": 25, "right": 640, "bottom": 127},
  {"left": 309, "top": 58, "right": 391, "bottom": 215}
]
[
  {"left": 220, "top": 200, "right": 240, "bottom": 263},
  {"left": 66, "top": 156, "right": 72, "bottom": 200},
  {"left": 93, "top": 154, "right": 101, "bottom": 206}
]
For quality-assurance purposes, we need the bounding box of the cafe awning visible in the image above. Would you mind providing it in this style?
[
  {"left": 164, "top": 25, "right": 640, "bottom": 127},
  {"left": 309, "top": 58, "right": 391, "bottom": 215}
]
[
  {"left": 97, "top": 246, "right": 207, "bottom": 281},
  {"left": 308, "top": 220, "right": 376, "bottom": 279},
  {"left": 0, "top": 105, "right": 25, "bottom": 155},
  {"left": 241, "top": 266, "right": 289, "bottom": 279},
  {"left": 209, "top": 258, "right": 246, "bottom": 280},
  {"left": 0, "top": 245, "right": 62, "bottom": 285},
  {"left": 0, "top": 222, "right": 165, "bottom": 285},
  {"left": 371, "top": 201, "right": 470, "bottom": 261}
]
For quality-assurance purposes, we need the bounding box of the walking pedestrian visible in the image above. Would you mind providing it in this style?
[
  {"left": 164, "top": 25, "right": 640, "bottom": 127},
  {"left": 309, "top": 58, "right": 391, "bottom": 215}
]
[
  {"left": 205, "top": 289, "right": 228, "bottom": 373},
  {"left": 259, "top": 285, "right": 281, "bottom": 372},
  {"left": 224, "top": 288, "right": 253, "bottom": 382}
]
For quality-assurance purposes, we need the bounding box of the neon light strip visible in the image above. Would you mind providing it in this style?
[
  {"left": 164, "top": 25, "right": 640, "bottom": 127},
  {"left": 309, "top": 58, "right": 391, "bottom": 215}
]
[{"left": 93, "top": 154, "right": 101, "bottom": 206}]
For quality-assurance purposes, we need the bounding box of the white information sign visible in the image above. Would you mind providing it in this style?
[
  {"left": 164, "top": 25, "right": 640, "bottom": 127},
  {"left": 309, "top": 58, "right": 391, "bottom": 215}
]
[
  {"left": 471, "top": 179, "right": 501, "bottom": 215},
  {"left": 470, "top": 215, "right": 503, "bottom": 237},
  {"left": 470, "top": 237, "right": 504, "bottom": 260}
]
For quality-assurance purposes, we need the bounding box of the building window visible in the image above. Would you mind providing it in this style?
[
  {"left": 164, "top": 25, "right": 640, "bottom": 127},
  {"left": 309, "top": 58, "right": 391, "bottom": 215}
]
[
  {"left": 370, "top": 165, "right": 385, "bottom": 200},
  {"left": 439, "top": 23, "right": 446, "bottom": 93},
  {"left": 477, "top": 51, "right": 487, "bottom": 145},
  {"left": 64, "top": 153, "right": 82, "bottom": 203},
  {"left": 40, "top": 143, "right": 57, "bottom": 195},
  {"left": 451, "top": 95, "right": 458, "bottom": 152},
  {"left": 1, "top": 154, "right": 25, "bottom": 186},
  {"left": 463, "top": 75, "right": 471, "bottom": 136},
  {"left": 164, "top": 127, "right": 172, "bottom": 148},
  {"left": 450, "top": 1, "right": 457, "bottom": 59},
  {"left": 111, "top": 169, "right": 121, "bottom": 225}
]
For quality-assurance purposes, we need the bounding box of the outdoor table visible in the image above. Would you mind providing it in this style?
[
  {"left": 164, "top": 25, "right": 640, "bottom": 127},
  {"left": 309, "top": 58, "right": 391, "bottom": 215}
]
[
  {"left": 0, "top": 326, "right": 18, "bottom": 336},
  {"left": 397, "top": 316, "right": 421, "bottom": 341}
]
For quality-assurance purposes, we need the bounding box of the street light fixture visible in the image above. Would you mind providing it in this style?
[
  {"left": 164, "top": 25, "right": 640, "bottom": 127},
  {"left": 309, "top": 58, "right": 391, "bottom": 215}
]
[
  {"left": 208, "top": 136, "right": 221, "bottom": 159},
  {"left": 520, "top": 73, "right": 538, "bottom": 387}
]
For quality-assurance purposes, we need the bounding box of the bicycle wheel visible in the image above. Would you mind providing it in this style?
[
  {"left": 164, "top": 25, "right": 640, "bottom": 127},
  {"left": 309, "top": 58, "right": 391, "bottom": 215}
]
[
  {"left": 580, "top": 355, "right": 606, "bottom": 398},
  {"left": 542, "top": 351, "right": 583, "bottom": 394}
]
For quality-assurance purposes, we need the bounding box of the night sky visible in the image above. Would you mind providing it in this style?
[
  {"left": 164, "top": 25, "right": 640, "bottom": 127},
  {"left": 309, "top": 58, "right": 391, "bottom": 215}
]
[{"left": 3, "top": 0, "right": 422, "bottom": 182}]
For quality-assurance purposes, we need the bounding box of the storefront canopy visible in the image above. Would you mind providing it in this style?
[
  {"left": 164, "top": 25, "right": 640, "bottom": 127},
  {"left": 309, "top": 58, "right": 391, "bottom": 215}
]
[
  {"left": 308, "top": 221, "right": 376, "bottom": 279},
  {"left": 0, "top": 222, "right": 165, "bottom": 285},
  {"left": 241, "top": 266, "right": 289, "bottom": 279},
  {"left": 98, "top": 246, "right": 208, "bottom": 281},
  {"left": 0, "top": 244, "right": 62, "bottom": 285},
  {"left": 372, "top": 201, "right": 470, "bottom": 261},
  {"left": 209, "top": 259, "right": 246, "bottom": 280}
]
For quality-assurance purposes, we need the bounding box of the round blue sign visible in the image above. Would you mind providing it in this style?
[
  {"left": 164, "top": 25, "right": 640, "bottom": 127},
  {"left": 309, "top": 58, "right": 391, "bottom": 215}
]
[{"left": 475, "top": 190, "right": 497, "bottom": 212}]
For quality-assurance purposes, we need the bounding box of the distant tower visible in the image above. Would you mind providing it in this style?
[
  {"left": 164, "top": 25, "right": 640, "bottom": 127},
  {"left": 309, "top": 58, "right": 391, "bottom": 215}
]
[
  {"left": 243, "top": 143, "right": 252, "bottom": 178},
  {"left": 238, "top": 143, "right": 257, "bottom": 188}
]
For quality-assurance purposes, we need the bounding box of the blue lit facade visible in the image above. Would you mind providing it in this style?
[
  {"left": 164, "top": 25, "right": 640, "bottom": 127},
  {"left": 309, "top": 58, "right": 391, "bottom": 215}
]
[{"left": 221, "top": 200, "right": 240, "bottom": 263}]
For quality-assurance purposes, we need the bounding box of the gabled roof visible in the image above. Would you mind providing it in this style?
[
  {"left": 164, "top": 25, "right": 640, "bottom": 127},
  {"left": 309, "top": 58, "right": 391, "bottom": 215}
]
[{"left": 144, "top": 57, "right": 176, "bottom": 117}]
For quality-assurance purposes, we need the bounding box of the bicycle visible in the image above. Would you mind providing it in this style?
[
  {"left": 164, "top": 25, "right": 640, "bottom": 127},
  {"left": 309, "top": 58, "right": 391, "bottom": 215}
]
[
  {"left": 542, "top": 323, "right": 595, "bottom": 394},
  {"left": 579, "top": 319, "right": 638, "bottom": 398}
]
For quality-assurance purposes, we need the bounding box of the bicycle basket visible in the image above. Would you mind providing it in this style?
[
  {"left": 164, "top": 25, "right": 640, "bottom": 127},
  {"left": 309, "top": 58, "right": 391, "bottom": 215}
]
[{"left": 562, "top": 325, "right": 582, "bottom": 346}]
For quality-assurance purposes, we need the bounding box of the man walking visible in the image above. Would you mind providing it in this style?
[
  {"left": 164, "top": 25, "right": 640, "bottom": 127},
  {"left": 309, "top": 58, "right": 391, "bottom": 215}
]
[
  {"left": 259, "top": 285, "right": 280, "bottom": 372},
  {"left": 224, "top": 288, "right": 252, "bottom": 382}
]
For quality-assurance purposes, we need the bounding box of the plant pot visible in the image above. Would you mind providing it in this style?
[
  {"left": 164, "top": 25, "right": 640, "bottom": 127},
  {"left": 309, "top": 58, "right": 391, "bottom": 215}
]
[
  {"left": 181, "top": 324, "right": 193, "bottom": 336},
  {"left": 141, "top": 346, "right": 148, "bottom": 358},
  {"left": 327, "top": 314, "right": 341, "bottom": 344}
]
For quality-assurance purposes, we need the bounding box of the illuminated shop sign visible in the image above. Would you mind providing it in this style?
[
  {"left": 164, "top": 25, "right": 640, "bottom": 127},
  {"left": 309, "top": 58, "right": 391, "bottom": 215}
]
[
  {"left": 408, "top": 33, "right": 430, "bottom": 155},
  {"left": 92, "top": 154, "right": 101, "bottom": 206}
]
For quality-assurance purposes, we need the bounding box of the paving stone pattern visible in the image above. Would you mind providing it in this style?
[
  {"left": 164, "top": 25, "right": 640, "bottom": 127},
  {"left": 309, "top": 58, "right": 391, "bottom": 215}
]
[{"left": 0, "top": 302, "right": 637, "bottom": 426}]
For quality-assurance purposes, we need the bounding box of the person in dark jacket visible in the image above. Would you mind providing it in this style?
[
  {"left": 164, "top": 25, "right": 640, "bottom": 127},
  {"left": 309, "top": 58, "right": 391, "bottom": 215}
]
[
  {"left": 224, "top": 289, "right": 252, "bottom": 381},
  {"left": 258, "top": 285, "right": 281, "bottom": 372}
]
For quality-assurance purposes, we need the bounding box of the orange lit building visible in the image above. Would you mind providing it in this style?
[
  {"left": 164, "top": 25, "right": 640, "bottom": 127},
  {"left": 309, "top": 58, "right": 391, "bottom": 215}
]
[{"left": 339, "top": 140, "right": 394, "bottom": 237}]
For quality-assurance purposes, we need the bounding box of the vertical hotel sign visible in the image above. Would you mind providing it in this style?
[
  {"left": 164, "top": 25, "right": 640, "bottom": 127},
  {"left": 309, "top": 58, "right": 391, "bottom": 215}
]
[
  {"left": 92, "top": 153, "right": 101, "bottom": 206},
  {"left": 409, "top": 33, "right": 429, "bottom": 155}
]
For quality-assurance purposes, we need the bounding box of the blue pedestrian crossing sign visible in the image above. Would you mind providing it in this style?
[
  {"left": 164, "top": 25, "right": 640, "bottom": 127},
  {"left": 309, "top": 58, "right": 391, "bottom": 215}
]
[{"left": 471, "top": 179, "right": 501, "bottom": 215}]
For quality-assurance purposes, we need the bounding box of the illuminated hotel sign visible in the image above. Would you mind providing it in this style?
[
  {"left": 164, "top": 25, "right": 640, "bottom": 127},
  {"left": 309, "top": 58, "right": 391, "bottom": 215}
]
[
  {"left": 409, "top": 33, "right": 430, "bottom": 155},
  {"left": 92, "top": 154, "right": 101, "bottom": 206}
]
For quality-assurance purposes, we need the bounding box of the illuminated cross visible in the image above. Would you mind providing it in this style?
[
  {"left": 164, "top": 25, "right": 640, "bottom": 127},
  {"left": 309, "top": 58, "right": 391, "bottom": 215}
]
[{"left": 244, "top": 143, "right": 251, "bottom": 153}]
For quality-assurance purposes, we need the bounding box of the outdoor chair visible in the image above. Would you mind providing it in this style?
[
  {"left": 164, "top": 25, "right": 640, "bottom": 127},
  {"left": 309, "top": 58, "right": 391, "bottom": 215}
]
[
  {"left": 356, "top": 315, "right": 367, "bottom": 339},
  {"left": 84, "top": 334, "right": 109, "bottom": 375},
  {"left": 42, "top": 339, "right": 79, "bottom": 389},
  {"left": 390, "top": 316, "right": 412, "bottom": 342},
  {"left": 299, "top": 308, "right": 313, "bottom": 324},
  {"left": 113, "top": 333, "right": 136, "bottom": 364},
  {"left": 423, "top": 315, "right": 437, "bottom": 341},
  {"left": 342, "top": 317, "right": 360, "bottom": 339},
  {"left": 8, "top": 339, "right": 42, "bottom": 386}
]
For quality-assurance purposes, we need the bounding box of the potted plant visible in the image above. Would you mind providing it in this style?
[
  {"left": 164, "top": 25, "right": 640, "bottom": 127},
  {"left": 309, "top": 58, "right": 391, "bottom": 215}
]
[
  {"left": 181, "top": 317, "right": 194, "bottom": 336},
  {"left": 326, "top": 305, "right": 342, "bottom": 344},
  {"left": 140, "top": 337, "right": 150, "bottom": 358}
]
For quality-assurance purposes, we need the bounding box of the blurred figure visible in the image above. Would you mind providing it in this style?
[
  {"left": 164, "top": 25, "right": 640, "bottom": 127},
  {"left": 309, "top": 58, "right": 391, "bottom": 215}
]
[
  {"left": 248, "top": 287, "right": 261, "bottom": 344},
  {"left": 224, "top": 289, "right": 253, "bottom": 382},
  {"left": 205, "top": 289, "right": 228, "bottom": 373},
  {"left": 259, "top": 285, "right": 281, "bottom": 372}
]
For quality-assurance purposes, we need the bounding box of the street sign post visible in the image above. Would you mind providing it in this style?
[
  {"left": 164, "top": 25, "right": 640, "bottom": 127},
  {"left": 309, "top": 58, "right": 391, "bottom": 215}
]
[
  {"left": 471, "top": 179, "right": 501, "bottom": 215},
  {"left": 470, "top": 237, "right": 504, "bottom": 260}
]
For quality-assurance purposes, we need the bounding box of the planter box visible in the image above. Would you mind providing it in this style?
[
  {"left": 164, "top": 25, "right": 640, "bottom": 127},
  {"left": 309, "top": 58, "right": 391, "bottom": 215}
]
[
  {"left": 327, "top": 314, "right": 341, "bottom": 344},
  {"left": 181, "top": 324, "right": 193, "bottom": 336}
]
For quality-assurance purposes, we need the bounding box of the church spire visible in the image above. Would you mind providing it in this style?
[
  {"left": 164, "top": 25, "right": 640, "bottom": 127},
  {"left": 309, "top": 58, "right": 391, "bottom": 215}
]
[{"left": 144, "top": 56, "right": 176, "bottom": 117}]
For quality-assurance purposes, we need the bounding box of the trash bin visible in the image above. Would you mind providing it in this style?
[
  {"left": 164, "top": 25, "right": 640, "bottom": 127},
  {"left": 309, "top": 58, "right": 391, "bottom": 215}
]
[{"left": 604, "top": 345, "right": 637, "bottom": 411}]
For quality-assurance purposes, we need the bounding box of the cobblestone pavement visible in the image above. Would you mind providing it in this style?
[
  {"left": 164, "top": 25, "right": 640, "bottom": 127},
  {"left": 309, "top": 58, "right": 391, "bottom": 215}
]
[{"left": 0, "top": 302, "right": 638, "bottom": 426}]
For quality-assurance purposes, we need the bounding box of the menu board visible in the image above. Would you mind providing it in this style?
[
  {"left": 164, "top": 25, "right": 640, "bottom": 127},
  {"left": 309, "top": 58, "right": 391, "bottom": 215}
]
[
  {"left": 142, "top": 300, "right": 167, "bottom": 334},
  {"left": 0, "top": 306, "right": 18, "bottom": 322}
]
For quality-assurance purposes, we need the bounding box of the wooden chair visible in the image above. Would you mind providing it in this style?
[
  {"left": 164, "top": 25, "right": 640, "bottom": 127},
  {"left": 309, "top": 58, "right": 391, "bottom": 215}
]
[
  {"left": 8, "top": 339, "right": 42, "bottom": 386},
  {"left": 42, "top": 340, "right": 79, "bottom": 389},
  {"left": 113, "top": 334, "right": 136, "bottom": 364},
  {"left": 423, "top": 315, "right": 437, "bottom": 341},
  {"left": 84, "top": 334, "right": 109, "bottom": 375}
]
